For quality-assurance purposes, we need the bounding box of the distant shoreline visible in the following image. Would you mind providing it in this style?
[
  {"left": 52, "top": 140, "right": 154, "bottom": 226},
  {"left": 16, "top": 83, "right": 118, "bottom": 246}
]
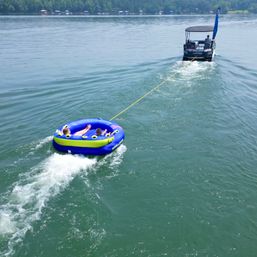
[{"left": 0, "top": 12, "right": 255, "bottom": 17}]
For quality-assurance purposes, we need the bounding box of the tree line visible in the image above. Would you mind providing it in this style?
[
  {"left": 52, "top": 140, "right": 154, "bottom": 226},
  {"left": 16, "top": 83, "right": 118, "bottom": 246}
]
[{"left": 1, "top": 0, "right": 257, "bottom": 14}]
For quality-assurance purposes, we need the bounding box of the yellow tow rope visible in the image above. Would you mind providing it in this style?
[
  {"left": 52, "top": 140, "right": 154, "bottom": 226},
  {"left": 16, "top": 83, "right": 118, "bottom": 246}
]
[
  {"left": 109, "top": 58, "right": 199, "bottom": 121},
  {"left": 110, "top": 78, "right": 169, "bottom": 121}
]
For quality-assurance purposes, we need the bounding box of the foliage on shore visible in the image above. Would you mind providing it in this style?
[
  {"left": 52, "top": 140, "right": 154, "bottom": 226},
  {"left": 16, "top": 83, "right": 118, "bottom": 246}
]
[{"left": 1, "top": 0, "right": 257, "bottom": 14}]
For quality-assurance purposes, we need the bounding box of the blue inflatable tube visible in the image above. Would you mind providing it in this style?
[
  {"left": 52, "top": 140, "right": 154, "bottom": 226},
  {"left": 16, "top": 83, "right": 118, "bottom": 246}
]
[{"left": 53, "top": 118, "right": 125, "bottom": 155}]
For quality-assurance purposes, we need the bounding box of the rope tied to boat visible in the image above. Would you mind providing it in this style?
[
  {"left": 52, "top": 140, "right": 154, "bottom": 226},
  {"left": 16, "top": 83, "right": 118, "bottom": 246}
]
[{"left": 110, "top": 58, "right": 205, "bottom": 121}]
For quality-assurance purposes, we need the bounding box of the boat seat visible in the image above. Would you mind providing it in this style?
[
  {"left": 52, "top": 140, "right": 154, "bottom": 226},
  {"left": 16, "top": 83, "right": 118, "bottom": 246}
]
[{"left": 186, "top": 41, "right": 196, "bottom": 49}]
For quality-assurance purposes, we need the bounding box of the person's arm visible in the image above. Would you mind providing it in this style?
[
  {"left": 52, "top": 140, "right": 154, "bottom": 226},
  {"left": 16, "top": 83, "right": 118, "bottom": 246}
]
[{"left": 74, "top": 124, "right": 91, "bottom": 136}]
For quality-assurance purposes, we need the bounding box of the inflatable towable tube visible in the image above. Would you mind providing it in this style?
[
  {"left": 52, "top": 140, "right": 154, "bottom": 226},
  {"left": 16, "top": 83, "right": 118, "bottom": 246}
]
[{"left": 53, "top": 118, "right": 125, "bottom": 155}]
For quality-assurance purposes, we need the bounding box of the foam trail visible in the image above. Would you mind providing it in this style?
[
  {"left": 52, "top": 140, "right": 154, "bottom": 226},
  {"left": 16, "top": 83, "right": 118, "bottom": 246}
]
[
  {"left": 33, "top": 136, "right": 53, "bottom": 150},
  {"left": 0, "top": 153, "right": 97, "bottom": 257},
  {"left": 96, "top": 144, "right": 127, "bottom": 172},
  {"left": 168, "top": 61, "right": 216, "bottom": 81},
  {"left": 27, "top": 136, "right": 53, "bottom": 156},
  {"left": 12, "top": 136, "right": 53, "bottom": 166},
  {"left": 109, "top": 144, "right": 127, "bottom": 169},
  {"left": 0, "top": 212, "right": 15, "bottom": 235}
]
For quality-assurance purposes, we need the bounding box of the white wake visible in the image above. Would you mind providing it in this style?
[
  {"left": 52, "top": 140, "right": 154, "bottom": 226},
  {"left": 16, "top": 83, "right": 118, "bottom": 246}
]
[
  {"left": 0, "top": 153, "right": 96, "bottom": 256},
  {"left": 169, "top": 61, "right": 216, "bottom": 80},
  {"left": 0, "top": 141, "right": 127, "bottom": 256}
]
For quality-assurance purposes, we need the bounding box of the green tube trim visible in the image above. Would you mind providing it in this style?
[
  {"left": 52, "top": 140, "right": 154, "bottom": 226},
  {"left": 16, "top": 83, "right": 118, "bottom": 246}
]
[{"left": 53, "top": 136, "right": 114, "bottom": 148}]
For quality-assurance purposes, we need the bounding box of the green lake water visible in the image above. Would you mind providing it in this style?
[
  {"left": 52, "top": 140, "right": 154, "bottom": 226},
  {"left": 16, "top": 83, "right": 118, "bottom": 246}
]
[{"left": 1, "top": 14, "right": 257, "bottom": 257}]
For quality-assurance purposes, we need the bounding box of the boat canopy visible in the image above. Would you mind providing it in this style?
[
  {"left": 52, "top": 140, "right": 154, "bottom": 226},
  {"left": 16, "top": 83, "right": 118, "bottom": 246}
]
[{"left": 185, "top": 26, "right": 214, "bottom": 32}]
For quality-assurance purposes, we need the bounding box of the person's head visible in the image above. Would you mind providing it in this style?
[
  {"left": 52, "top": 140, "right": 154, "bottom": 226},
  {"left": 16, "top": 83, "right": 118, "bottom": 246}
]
[
  {"left": 207, "top": 35, "right": 209, "bottom": 38},
  {"left": 63, "top": 126, "right": 70, "bottom": 135},
  {"left": 96, "top": 128, "right": 102, "bottom": 136}
]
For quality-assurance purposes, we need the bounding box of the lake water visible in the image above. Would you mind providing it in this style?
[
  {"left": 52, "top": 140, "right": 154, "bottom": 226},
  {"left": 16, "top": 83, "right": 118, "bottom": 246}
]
[{"left": 1, "top": 14, "right": 257, "bottom": 257}]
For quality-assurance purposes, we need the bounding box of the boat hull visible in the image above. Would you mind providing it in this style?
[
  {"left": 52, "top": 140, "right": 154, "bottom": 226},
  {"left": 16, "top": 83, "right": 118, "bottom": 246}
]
[{"left": 183, "top": 50, "right": 214, "bottom": 62}]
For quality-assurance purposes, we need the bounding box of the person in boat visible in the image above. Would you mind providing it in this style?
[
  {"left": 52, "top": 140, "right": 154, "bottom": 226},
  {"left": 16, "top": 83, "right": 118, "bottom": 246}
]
[
  {"left": 62, "top": 124, "right": 91, "bottom": 136},
  {"left": 96, "top": 128, "right": 107, "bottom": 136},
  {"left": 62, "top": 125, "right": 71, "bottom": 136},
  {"left": 204, "top": 35, "right": 211, "bottom": 48}
]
